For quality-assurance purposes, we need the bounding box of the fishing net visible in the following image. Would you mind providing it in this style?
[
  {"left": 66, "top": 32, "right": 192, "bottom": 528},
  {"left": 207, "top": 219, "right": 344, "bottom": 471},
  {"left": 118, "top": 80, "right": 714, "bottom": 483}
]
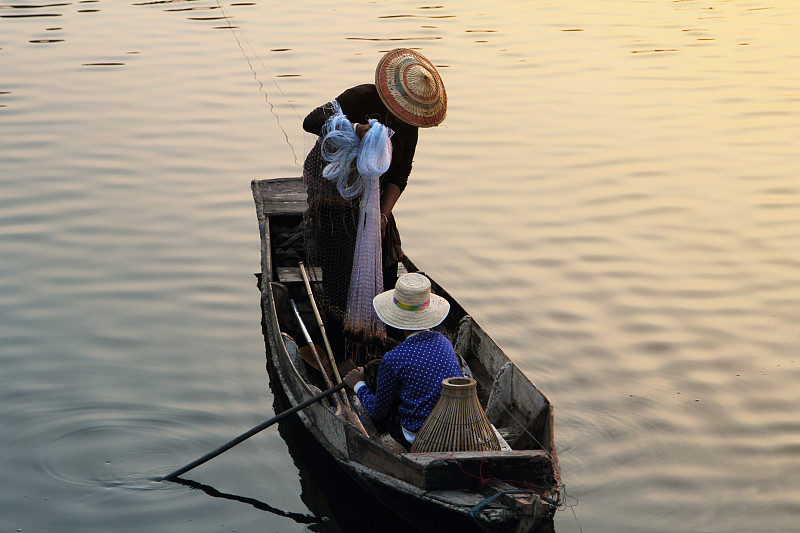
[{"left": 303, "top": 101, "right": 393, "bottom": 364}]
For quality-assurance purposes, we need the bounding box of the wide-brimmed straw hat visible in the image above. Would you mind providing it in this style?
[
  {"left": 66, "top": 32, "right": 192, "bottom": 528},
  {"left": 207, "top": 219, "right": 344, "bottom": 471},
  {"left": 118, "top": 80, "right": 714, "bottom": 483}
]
[
  {"left": 373, "top": 273, "right": 450, "bottom": 330},
  {"left": 375, "top": 48, "right": 447, "bottom": 128}
]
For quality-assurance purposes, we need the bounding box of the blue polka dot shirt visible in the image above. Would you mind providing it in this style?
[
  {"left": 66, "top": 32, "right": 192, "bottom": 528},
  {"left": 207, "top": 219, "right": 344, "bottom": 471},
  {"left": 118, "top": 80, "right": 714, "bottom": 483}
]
[{"left": 356, "top": 330, "right": 463, "bottom": 432}]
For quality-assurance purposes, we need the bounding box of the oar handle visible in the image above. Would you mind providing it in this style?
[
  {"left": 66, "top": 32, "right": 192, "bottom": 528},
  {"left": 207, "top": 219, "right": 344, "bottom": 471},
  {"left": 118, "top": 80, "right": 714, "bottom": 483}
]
[{"left": 156, "top": 382, "right": 346, "bottom": 482}]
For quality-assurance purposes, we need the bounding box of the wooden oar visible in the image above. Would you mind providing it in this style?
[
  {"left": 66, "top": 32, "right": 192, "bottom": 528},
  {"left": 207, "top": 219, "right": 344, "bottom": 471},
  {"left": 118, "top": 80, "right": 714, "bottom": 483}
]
[
  {"left": 299, "top": 344, "right": 335, "bottom": 377},
  {"left": 290, "top": 299, "right": 334, "bottom": 381},
  {"left": 297, "top": 261, "right": 370, "bottom": 437},
  {"left": 298, "top": 261, "right": 343, "bottom": 385},
  {"left": 155, "top": 382, "right": 345, "bottom": 482}
]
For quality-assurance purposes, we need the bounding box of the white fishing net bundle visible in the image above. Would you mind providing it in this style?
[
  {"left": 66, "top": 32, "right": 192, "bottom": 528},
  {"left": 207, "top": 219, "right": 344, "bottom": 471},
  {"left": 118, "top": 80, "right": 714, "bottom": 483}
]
[{"left": 320, "top": 101, "right": 393, "bottom": 345}]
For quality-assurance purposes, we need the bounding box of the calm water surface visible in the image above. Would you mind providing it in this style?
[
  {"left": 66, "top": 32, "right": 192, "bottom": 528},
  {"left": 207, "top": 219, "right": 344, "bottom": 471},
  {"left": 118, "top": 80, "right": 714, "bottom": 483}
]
[{"left": 2, "top": 1, "right": 799, "bottom": 532}]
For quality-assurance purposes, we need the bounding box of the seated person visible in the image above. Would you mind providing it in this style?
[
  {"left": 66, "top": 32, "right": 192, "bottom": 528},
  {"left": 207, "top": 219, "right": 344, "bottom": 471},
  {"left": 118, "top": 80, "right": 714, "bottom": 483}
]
[{"left": 343, "top": 273, "right": 463, "bottom": 448}]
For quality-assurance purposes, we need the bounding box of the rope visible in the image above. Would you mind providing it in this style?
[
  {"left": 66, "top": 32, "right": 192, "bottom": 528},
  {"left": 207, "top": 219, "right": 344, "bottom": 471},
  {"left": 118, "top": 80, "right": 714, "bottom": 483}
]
[
  {"left": 469, "top": 487, "right": 579, "bottom": 530},
  {"left": 468, "top": 489, "right": 536, "bottom": 525},
  {"left": 213, "top": 0, "right": 301, "bottom": 166}
]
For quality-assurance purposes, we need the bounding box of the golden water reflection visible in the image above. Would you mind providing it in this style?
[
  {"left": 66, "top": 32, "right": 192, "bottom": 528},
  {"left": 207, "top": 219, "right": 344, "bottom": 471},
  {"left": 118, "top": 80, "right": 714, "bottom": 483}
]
[{"left": 0, "top": 1, "right": 798, "bottom": 532}]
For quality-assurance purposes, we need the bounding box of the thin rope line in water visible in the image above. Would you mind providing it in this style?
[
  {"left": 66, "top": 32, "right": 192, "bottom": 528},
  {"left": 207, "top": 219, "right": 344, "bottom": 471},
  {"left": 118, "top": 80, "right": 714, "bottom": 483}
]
[
  {"left": 570, "top": 498, "right": 585, "bottom": 533},
  {"left": 213, "top": 0, "right": 301, "bottom": 167}
]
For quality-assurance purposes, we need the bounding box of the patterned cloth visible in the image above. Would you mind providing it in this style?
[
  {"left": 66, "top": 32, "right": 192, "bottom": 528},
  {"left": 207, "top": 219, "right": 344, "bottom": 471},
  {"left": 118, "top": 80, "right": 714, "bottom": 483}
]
[{"left": 355, "top": 330, "right": 463, "bottom": 432}]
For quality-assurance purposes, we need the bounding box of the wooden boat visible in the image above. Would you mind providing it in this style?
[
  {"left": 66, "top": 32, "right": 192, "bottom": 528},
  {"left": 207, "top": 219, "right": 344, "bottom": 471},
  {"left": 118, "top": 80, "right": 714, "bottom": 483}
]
[{"left": 252, "top": 177, "right": 562, "bottom": 533}]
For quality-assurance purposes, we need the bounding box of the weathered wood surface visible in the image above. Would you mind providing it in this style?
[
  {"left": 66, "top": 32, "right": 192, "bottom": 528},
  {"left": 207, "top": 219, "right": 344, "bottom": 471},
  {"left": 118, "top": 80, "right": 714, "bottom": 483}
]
[
  {"left": 276, "top": 266, "right": 322, "bottom": 284},
  {"left": 252, "top": 177, "right": 307, "bottom": 216},
  {"left": 404, "top": 450, "right": 555, "bottom": 491}
]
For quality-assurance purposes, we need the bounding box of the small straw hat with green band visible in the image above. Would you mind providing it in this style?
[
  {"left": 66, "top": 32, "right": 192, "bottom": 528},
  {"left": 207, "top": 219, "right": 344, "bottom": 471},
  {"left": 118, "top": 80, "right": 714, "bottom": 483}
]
[{"left": 372, "top": 273, "right": 450, "bottom": 330}]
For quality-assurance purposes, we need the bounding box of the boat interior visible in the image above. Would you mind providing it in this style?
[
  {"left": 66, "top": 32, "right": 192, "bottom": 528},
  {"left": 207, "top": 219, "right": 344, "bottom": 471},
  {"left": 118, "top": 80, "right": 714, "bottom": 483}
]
[{"left": 263, "top": 210, "right": 555, "bottom": 462}]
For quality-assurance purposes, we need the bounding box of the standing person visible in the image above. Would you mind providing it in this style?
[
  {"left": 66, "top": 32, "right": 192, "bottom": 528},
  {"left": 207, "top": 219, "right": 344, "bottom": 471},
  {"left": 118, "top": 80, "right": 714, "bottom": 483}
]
[
  {"left": 342, "top": 273, "right": 463, "bottom": 449},
  {"left": 301, "top": 49, "right": 447, "bottom": 361}
]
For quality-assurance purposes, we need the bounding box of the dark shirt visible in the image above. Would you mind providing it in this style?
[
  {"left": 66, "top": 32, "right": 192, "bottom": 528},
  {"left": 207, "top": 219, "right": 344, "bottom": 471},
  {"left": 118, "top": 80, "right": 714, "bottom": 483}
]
[{"left": 302, "top": 84, "right": 418, "bottom": 193}]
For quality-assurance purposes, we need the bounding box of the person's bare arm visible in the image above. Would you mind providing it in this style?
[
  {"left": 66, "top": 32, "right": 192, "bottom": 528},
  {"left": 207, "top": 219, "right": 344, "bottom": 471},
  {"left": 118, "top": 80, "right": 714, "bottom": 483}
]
[{"left": 380, "top": 182, "right": 402, "bottom": 238}]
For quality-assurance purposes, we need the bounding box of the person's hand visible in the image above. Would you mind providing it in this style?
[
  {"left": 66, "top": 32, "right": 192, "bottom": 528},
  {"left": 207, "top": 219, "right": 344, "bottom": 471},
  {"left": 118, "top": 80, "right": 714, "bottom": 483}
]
[
  {"left": 343, "top": 367, "right": 364, "bottom": 390},
  {"left": 354, "top": 123, "right": 371, "bottom": 139},
  {"left": 381, "top": 212, "right": 389, "bottom": 239}
]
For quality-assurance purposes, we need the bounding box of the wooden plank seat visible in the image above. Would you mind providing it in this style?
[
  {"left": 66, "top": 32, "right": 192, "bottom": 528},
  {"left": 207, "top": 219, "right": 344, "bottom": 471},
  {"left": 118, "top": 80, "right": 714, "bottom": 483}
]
[{"left": 276, "top": 265, "right": 322, "bottom": 284}]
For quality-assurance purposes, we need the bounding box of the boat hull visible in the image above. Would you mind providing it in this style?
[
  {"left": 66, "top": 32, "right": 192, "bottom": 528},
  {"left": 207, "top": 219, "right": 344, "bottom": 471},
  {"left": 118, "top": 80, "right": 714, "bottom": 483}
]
[{"left": 252, "top": 177, "right": 561, "bottom": 533}]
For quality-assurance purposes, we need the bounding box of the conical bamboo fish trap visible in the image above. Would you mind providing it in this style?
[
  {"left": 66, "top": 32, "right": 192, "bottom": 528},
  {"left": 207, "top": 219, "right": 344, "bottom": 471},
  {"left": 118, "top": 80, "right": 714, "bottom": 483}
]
[{"left": 410, "top": 377, "right": 500, "bottom": 453}]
